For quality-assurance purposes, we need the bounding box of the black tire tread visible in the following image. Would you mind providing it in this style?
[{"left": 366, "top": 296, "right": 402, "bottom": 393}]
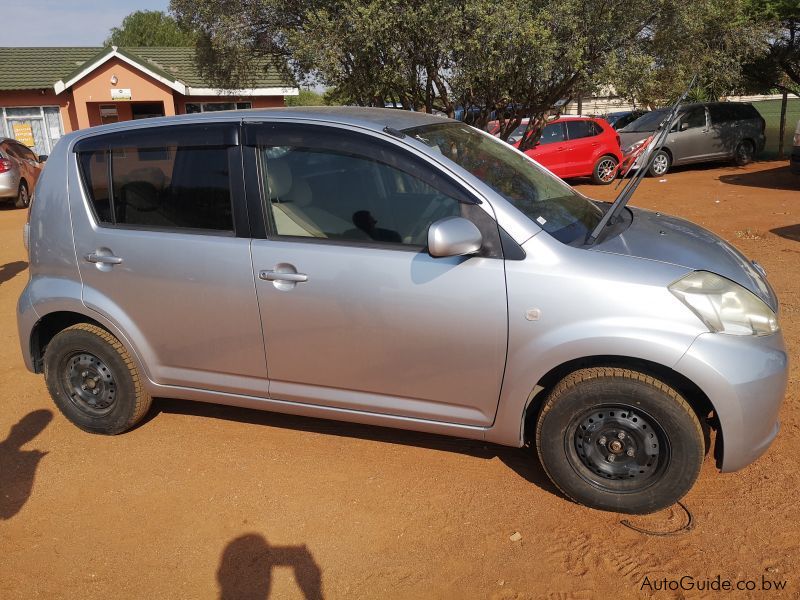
[
  {"left": 44, "top": 323, "right": 151, "bottom": 433},
  {"left": 535, "top": 367, "right": 703, "bottom": 507}
]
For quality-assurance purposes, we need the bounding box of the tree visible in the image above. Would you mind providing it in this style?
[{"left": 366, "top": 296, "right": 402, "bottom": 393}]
[
  {"left": 105, "top": 10, "right": 195, "bottom": 47},
  {"left": 170, "top": 0, "right": 765, "bottom": 148}
]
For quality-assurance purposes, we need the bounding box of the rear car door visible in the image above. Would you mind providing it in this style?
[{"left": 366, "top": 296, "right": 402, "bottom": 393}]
[
  {"left": 563, "top": 119, "right": 601, "bottom": 177},
  {"left": 244, "top": 122, "right": 508, "bottom": 426},
  {"left": 70, "top": 122, "right": 268, "bottom": 397},
  {"left": 707, "top": 104, "right": 741, "bottom": 159},
  {"left": 527, "top": 122, "right": 569, "bottom": 176}
]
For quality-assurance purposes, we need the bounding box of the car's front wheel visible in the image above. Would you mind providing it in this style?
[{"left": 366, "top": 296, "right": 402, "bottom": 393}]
[
  {"left": 536, "top": 367, "right": 704, "bottom": 514},
  {"left": 647, "top": 150, "right": 671, "bottom": 177},
  {"left": 44, "top": 323, "right": 152, "bottom": 434}
]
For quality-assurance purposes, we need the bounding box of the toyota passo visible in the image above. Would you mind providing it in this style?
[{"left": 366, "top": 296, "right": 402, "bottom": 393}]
[{"left": 18, "top": 108, "right": 787, "bottom": 514}]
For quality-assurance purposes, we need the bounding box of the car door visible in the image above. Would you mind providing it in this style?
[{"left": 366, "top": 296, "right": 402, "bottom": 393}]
[
  {"left": 563, "top": 119, "right": 601, "bottom": 177},
  {"left": 244, "top": 122, "right": 509, "bottom": 426},
  {"left": 70, "top": 122, "right": 269, "bottom": 397},
  {"left": 526, "top": 122, "right": 569, "bottom": 176},
  {"left": 666, "top": 106, "right": 711, "bottom": 165},
  {"left": 706, "top": 104, "right": 739, "bottom": 159}
]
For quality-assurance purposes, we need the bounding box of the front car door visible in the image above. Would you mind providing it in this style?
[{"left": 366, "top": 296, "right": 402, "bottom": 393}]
[
  {"left": 666, "top": 106, "right": 710, "bottom": 165},
  {"left": 70, "top": 122, "right": 268, "bottom": 396},
  {"left": 244, "top": 122, "right": 508, "bottom": 426}
]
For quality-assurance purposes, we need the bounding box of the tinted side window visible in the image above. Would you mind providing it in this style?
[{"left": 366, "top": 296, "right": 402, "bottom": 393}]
[
  {"left": 79, "top": 151, "right": 112, "bottom": 222},
  {"left": 566, "top": 120, "right": 597, "bottom": 140},
  {"left": 681, "top": 107, "right": 706, "bottom": 130},
  {"left": 261, "top": 147, "right": 464, "bottom": 246},
  {"left": 14, "top": 143, "right": 37, "bottom": 161},
  {"left": 78, "top": 144, "right": 234, "bottom": 231},
  {"left": 539, "top": 123, "right": 566, "bottom": 145}
]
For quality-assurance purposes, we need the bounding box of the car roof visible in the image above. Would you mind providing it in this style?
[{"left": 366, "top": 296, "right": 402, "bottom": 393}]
[{"left": 61, "top": 106, "right": 449, "bottom": 142}]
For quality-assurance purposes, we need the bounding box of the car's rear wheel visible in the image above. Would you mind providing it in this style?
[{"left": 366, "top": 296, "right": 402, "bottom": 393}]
[
  {"left": 14, "top": 181, "right": 29, "bottom": 209},
  {"left": 647, "top": 150, "right": 671, "bottom": 177},
  {"left": 44, "top": 323, "right": 152, "bottom": 434},
  {"left": 592, "top": 155, "right": 618, "bottom": 185},
  {"left": 734, "top": 140, "right": 754, "bottom": 166},
  {"left": 535, "top": 367, "right": 704, "bottom": 514}
]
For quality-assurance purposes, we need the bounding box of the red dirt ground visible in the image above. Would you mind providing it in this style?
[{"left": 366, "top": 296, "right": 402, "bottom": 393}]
[{"left": 0, "top": 160, "right": 798, "bottom": 599}]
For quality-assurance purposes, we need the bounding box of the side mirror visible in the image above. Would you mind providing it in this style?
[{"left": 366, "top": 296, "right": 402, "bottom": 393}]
[
  {"left": 38, "top": 155, "right": 48, "bottom": 162},
  {"left": 427, "top": 216, "right": 483, "bottom": 258}
]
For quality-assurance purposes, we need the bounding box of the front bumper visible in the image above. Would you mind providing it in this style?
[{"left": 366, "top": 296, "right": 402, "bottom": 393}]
[{"left": 674, "top": 331, "right": 787, "bottom": 472}]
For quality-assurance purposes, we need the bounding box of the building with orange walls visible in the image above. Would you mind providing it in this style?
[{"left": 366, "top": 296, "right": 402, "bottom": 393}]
[{"left": 0, "top": 46, "right": 297, "bottom": 156}]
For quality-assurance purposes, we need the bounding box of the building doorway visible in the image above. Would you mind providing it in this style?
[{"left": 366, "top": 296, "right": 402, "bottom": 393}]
[{"left": 131, "top": 102, "right": 165, "bottom": 120}]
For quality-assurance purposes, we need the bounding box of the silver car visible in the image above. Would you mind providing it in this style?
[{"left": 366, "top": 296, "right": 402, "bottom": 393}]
[
  {"left": 0, "top": 137, "right": 45, "bottom": 208},
  {"left": 619, "top": 102, "right": 766, "bottom": 177},
  {"left": 17, "top": 108, "right": 787, "bottom": 514}
]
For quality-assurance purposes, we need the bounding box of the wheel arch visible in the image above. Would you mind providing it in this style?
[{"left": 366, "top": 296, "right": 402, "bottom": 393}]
[
  {"left": 521, "top": 355, "right": 719, "bottom": 461},
  {"left": 29, "top": 310, "right": 106, "bottom": 373}
]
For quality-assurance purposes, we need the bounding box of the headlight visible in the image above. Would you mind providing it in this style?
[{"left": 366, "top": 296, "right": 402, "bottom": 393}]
[
  {"left": 624, "top": 139, "right": 646, "bottom": 154},
  {"left": 669, "top": 271, "right": 779, "bottom": 336}
]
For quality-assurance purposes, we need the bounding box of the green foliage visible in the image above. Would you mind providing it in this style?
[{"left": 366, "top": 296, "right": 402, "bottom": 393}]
[
  {"left": 742, "top": 0, "right": 800, "bottom": 96},
  {"left": 106, "top": 10, "right": 195, "bottom": 47},
  {"left": 285, "top": 89, "right": 330, "bottom": 106},
  {"left": 170, "top": 0, "right": 774, "bottom": 144}
]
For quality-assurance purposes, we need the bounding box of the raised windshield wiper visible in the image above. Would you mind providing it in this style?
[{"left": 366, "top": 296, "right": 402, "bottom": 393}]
[{"left": 586, "top": 77, "right": 697, "bottom": 245}]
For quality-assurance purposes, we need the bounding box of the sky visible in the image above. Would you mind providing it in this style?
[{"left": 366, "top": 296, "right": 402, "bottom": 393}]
[{"left": 1, "top": 1, "right": 171, "bottom": 46}]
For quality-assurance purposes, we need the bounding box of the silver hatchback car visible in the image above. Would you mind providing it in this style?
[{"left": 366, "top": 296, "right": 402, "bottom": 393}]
[{"left": 17, "top": 108, "right": 787, "bottom": 514}]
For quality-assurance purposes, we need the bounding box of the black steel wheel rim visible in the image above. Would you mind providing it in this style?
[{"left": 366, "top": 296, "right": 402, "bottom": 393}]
[
  {"left": 565, "top": 404, "right": 670, "bottom": 493},
  {"left": 60, "top": 351, "right": 117, "bottom": 416}
]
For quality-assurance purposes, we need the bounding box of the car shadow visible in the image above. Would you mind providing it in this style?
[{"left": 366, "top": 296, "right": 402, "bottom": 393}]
[
  {"left": 217, "top": 533, "right": 324, "bottom": 599},
  {"left": 0, "top": 409, "right": 53, "bottom": 520},
  {"left": 771, "top": 224, "right": 800, "bottom": 242},
  {"left": 718, "top": 164, "right": 799, "bottom": 191},
  {"left": 0, "top": 261, "right": 28, "bottom": 285},
  {"left": 147, "top": 398, "right": 565, "bottom": 501}
]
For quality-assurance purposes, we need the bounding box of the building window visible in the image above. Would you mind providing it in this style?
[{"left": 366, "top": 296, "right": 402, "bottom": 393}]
[
  {"left": 184, "top": 102, "right": 252, "bottom": 114},
  {"left": 0, "top": 106, "right": 64, "bottom": 156}
]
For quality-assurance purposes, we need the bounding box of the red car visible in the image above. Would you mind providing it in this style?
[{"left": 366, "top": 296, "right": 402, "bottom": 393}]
[{"left": 489, "top": 116, "right": 623, "bottom": 184}]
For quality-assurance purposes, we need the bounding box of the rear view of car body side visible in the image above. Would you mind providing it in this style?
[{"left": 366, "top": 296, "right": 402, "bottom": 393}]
[
  {"left": 18, "top": 108, "right": 787, "bottom": 514},
  {"left": 489, "top": 117, "right": 623, "bottom": 184},
  {"left": 619, "top": 102, "right": 766, "bottom": 176},
  {"left": 0, "top": 137, "right": 45, "bottom": 208}
]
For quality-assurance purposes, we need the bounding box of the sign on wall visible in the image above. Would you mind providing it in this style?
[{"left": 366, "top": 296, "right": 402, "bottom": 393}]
[
  {"left": 110, "top": 88, "right": 132, "bottom": 100},
  {"left": 11, "top": 122, "right": 35, "bottom": 147}
]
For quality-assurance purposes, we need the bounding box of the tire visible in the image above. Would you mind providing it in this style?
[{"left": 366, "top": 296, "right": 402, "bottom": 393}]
[
  {"left": 734, "top": 140, "right": 754, "bottom": 166},
  {"left": 647, "top": 150, "right": 671, "bottom": 177},
  {"left": 44, "top": 323, "right": 152, "bottom": 435},
  {"left": 591, "top": 155, "right": 618, "bottom": 185},
  {"left": 14, "top": 181, "right": 30, "bottom": 209},
  {"left": 535, "top": 367, "right": 704, "bottom": 514}
]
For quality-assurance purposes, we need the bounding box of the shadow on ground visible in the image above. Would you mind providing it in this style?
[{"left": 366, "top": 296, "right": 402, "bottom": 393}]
[
  {"left": 147, "top": 398, "right": 564, "bottom": 501},
  {"left": 0, "top": 261, "right": 27, "bottom": 285},
  {"left": 719, "top": 164, "right": 799, "bottom": 191},
  {"left": 771, "top": 224, "right": 800, "bottom": 242},
  {"left": 0, "top": 409, "right": 52, "bottom": 520},
  {"left": 218, "top": 533, "right": 324, "bottom": 599}
]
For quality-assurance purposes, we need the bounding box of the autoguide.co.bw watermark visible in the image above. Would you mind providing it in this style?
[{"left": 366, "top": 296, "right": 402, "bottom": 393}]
[{"left": 640, "top": 574, "right": 788, "bottom": 593}]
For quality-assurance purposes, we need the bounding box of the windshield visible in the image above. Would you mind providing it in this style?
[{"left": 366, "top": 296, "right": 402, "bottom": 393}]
[
  {"left": 619, "top": 109, "right": 670, "bottom": 133},
  {"left": 403, "top": 122, "right": 603, "bottom": 245}
]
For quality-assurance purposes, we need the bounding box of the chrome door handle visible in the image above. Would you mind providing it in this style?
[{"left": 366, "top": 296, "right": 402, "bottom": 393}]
[
  {"left": 259, "top": 270, "right": 308, "bottom": 283},
  {"left": 85, "top": 253, "right": 123, "bottom": 265}
]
